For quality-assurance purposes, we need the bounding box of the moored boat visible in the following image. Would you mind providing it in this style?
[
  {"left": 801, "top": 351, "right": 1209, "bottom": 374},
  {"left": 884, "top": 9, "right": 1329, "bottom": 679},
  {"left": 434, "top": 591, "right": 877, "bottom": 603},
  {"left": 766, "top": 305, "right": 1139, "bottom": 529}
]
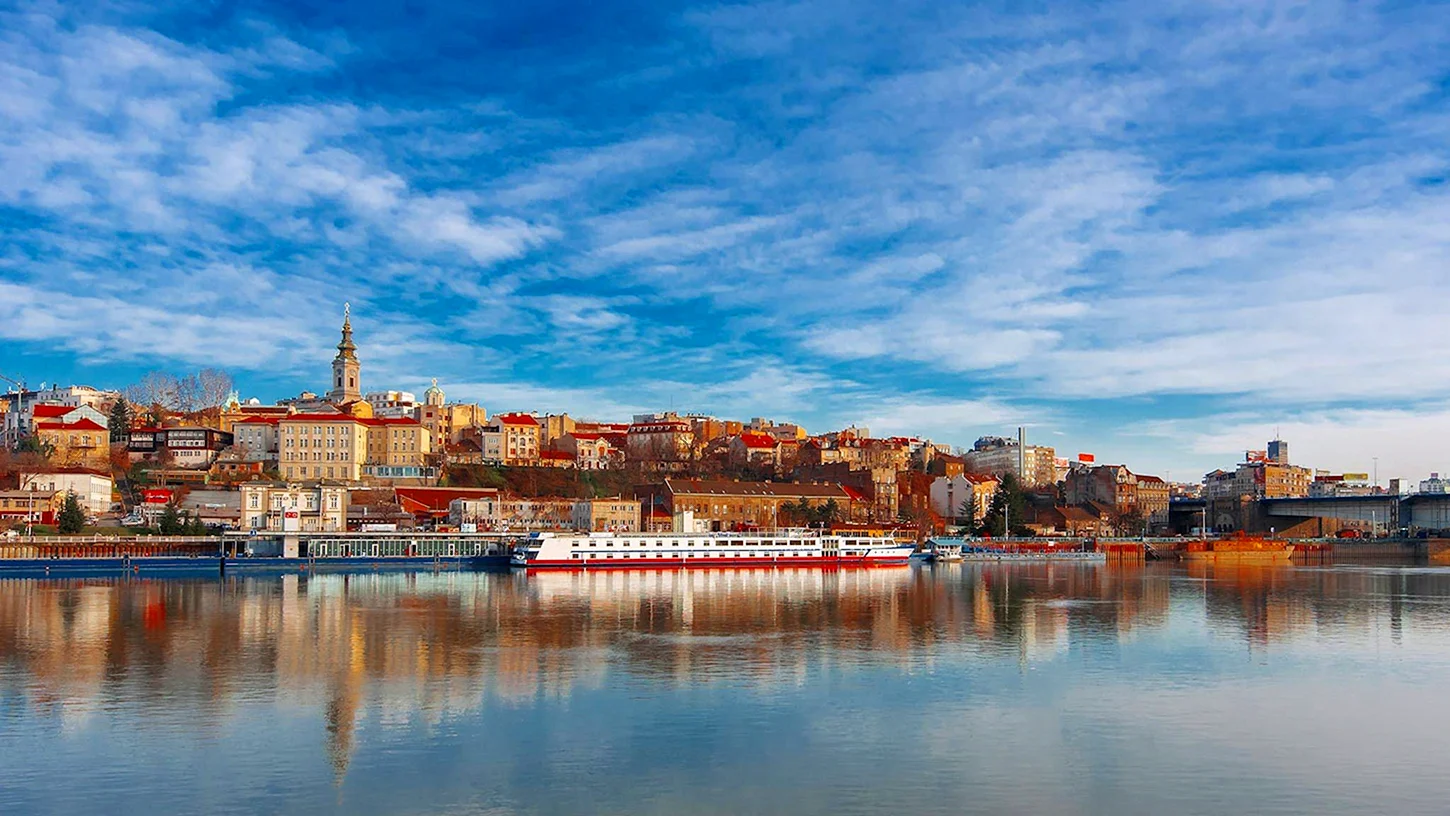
[
  {"left": 511, "top": 530, "right": 915, "bottom": 570},
  {"left": 1183, "top": 535, "right": 1294, "bottom": 563},
  {"left": 925, "top": 538, "right": 964, "bottom": 562}
]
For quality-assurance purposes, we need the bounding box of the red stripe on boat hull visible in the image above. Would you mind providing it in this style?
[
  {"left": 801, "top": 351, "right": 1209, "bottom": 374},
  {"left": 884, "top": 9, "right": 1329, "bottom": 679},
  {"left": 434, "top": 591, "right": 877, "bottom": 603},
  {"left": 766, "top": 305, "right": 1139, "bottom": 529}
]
[{"left": 520, "top": 555, "right": 911, "bottom": 570}]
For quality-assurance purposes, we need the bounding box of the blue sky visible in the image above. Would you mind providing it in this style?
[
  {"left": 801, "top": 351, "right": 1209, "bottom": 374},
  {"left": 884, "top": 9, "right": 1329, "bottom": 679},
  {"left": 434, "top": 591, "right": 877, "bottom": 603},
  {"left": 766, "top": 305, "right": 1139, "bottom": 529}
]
[{"left": 2, "top": 0, "right": 1449, "bottom": 481}]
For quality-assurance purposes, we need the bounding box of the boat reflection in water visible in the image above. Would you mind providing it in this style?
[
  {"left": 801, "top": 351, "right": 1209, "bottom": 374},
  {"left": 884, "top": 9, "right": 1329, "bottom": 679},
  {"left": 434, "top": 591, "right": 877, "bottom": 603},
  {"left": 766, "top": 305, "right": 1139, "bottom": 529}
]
[{"left": 4, "top": 562, "right": 1450, "bottom": 815}]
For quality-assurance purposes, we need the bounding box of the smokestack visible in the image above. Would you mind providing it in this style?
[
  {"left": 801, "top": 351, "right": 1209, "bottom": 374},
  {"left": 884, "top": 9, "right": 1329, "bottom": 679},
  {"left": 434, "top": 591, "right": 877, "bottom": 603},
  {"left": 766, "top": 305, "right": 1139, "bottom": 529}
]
[{"left": 1017, "top": 426, "right": 1026, "bottom": 484}]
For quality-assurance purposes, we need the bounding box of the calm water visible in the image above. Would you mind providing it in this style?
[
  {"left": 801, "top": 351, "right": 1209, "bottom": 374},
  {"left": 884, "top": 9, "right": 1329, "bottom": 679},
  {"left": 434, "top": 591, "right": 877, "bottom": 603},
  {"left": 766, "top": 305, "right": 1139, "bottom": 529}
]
[{"left": 3, "top": 562, "right": 1450, "bottom": 815}]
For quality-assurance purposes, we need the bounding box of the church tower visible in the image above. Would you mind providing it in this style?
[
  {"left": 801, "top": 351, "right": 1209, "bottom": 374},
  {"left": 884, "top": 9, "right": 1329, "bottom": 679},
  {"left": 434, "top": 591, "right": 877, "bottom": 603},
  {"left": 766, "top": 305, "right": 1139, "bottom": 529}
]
[{"left": 327, "top": 304, "right": 361, "bottom": 405}]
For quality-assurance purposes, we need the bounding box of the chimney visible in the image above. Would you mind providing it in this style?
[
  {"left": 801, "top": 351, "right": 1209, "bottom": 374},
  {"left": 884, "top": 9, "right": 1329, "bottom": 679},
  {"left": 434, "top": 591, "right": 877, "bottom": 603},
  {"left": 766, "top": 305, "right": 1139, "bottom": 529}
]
[{"left": 1017, "top": 426, "right": 1026, "bottom": 482}]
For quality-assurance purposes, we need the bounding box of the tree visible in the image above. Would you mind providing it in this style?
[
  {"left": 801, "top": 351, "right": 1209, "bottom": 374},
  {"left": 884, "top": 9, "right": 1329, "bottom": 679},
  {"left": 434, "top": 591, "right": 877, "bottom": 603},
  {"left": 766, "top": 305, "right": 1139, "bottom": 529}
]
[
  {"left": 126, "top": 371, "right": 180, "bottom": 412},
  {"left": 196, "top": 368, "right": 234, "bottom": 409},
  {"left": 811, "top": 499, "right": 841, "bottom": 528},
  {"left": 15, "top": 435, "right": 54, "bottom": 459},
  {"left": 109, "top": 399, "right": 134, "bottom": 443},
  {"left": 158, "top": 504, "right": 182, "bottom": 535},
  {"left": 979, "top": 472, "right": 1030, "bottom": 537},
  {"left": 57, "top": 492, "right": 87, "bottom": 534},
  {"left": 1111, "top": 508, "right": 1146, "bottom": 538},
  {"left": 186, "top": 514, "right": 209, "bottom": 536},
  {"left": 958, "top": 498, "right": 977, "bottom": 528}
]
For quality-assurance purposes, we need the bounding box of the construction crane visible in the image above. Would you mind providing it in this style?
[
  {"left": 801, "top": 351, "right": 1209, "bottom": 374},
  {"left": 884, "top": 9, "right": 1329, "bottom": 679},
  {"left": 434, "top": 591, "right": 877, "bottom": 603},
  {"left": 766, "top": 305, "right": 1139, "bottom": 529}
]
[{"left": 0, "top": 371, "right": 24, "bottom": 392}]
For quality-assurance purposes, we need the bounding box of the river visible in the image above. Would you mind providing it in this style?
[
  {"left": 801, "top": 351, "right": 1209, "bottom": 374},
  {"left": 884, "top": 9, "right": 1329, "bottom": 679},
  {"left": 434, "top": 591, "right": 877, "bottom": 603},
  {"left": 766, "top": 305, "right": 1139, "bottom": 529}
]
[{"left": 2, "top": 562, "right": 1448, "bottom": 815}]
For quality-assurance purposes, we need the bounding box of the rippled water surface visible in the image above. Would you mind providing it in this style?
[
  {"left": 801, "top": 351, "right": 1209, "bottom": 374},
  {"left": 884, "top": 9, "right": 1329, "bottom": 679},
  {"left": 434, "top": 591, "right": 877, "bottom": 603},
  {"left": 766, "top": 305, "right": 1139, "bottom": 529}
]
[{"left": 4, "top": 562, "right": 1450, "bottom": 815}]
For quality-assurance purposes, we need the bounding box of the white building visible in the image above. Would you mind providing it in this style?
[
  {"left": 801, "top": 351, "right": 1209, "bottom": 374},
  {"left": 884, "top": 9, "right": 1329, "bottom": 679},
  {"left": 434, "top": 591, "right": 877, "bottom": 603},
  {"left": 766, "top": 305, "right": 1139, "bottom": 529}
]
[
  {"left": 240, "top": 482, "right": 348, "bottom": 532},
  {"left": 19, "top": 469, "right": 113, "bottom": 516},
  {"left": 929, "top": 474, "right": 998, "bottom": 524},
  {"left": 449, "top": 497, "right": 574, "bottom": 530}
]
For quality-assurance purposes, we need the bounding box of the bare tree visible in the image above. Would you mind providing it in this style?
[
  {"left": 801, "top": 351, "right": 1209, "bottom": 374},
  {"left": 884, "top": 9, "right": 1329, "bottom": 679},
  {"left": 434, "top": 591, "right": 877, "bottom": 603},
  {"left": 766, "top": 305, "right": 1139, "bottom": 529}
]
[
  {"left": 176, "top": 374, "right": 200, "bottom": 413},
  {"left": 125, "top": 371, "right": 180, "bottom": 411},
  {"left": 196, "top": 368, "right": 234, "bottom": 408}
]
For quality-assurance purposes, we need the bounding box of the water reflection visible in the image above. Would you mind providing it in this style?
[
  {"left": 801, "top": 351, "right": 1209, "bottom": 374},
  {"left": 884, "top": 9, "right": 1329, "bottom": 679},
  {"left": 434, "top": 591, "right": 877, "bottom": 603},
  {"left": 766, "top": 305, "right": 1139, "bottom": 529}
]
[{"left": 3, "top": 563, "right": 1450, "bottom": 815}]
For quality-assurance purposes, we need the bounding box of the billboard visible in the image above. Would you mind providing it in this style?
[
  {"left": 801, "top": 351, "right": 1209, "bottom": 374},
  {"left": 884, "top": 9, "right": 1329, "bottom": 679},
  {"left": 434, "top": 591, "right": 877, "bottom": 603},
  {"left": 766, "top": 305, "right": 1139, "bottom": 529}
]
[
  {"left": 282, "top": 509, "right": 301, "bottom": 532},
  {"left": 1078, "top": 453, "right": 1095, "bottom": 463},
  {"left": 142, "top": 489, "right": 172, "bottom": 505},
  {"left": 1246, "top": 450, "right": 1269, "bottom": 463},
  {"left": 1341, "top": 473, "right": 1370, "bottom": 483}
]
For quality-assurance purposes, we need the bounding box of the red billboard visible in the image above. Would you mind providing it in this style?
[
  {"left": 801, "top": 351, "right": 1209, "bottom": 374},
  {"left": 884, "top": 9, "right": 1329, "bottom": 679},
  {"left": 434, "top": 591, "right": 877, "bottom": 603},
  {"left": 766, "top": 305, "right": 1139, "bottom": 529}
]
[
  {"left": 142, "top": 489, "right": 173, "bottom": 505},
  {"left": 1078, "top": 453, "right": 1095, "bottom": 463}
]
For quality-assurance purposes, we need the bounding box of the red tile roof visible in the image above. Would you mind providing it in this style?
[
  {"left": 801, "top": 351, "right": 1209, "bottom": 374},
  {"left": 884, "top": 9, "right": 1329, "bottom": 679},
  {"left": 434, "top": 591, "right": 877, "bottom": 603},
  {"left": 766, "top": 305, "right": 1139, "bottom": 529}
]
[
  {"left": 539, "top": 450, "right": 573, "bottom": 461},
  {"left": 32, "top": 404, "right": 77, "bottom": 419},
  {"left": 37, "top": 418, "right": 107, "bottom": 432},
  {"left": 280, "top": 413, "right": 358, "bottom": 423},
  {"left": 393, "top": 486, "right": 500, "bottom": 516},
  {"left": 493, "top": 412, "right": 539, "bottom": 426},
  {"left": 738, "top": 432, "right": 779, "bottom": 449},
  {"left": 235, "top": 416, "right": 283, "bottom": 425}
]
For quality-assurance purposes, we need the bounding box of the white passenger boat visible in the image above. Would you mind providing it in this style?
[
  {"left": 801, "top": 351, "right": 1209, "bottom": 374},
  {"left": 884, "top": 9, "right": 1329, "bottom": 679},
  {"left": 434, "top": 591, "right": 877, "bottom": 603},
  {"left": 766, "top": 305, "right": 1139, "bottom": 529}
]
[
  {"left": 511, "top": 530, "right": 915, "bottom": 570},
  {"left": 927, "top": 540, "right": 964, "bottom": 562}
]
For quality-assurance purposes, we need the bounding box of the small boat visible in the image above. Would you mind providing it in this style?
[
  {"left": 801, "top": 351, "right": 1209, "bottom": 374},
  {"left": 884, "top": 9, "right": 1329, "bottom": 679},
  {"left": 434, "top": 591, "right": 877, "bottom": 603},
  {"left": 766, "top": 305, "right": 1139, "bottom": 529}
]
[{"left": 928, "top": 540, "right": 964, "bottom": 562}]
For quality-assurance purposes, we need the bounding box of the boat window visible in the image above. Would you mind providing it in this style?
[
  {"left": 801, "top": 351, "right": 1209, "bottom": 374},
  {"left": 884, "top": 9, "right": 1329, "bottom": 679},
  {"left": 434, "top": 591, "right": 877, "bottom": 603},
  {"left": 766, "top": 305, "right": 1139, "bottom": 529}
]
[
  {"left": 789, "top": 540, "right": 801, "bottom": 546},
  {"left": 571, "top": 554, "right": 580, "bottom": 559}
]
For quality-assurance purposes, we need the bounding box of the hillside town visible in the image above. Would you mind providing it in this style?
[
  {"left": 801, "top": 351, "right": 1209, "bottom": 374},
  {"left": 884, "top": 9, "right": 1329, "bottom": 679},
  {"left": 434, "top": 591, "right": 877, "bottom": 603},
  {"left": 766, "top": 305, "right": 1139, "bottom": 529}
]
[{"left": 0, "top": 308, "right": 1432, "bottom": 540}]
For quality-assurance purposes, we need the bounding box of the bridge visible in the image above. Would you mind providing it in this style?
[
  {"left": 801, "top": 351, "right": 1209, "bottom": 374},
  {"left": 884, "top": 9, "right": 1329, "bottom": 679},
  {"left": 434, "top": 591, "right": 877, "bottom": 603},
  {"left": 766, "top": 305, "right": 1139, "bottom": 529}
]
[{"left": 1259, "top": 493, "right": 1450, "bottom": 535}]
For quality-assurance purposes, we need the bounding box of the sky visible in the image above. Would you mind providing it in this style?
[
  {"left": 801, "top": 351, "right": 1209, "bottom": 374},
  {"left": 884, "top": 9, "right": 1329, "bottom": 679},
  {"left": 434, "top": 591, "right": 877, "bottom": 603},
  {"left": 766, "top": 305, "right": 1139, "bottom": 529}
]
[{"left": 2, "top": 0, "right": 1449, "bottom": 483}]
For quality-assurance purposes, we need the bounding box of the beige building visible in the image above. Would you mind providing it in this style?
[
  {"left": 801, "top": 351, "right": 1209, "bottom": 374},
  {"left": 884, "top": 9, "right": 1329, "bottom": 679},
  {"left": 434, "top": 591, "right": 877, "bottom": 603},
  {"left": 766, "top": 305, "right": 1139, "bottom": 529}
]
[
  {"left": 627, "top": 413, "right": 694, "bottom": 466},
  {"left": 414, "top": 380, "right": 485, "bottom": 448},
  {"left": 279, "top": 414, "right": 369, "bottom": 482},
  {"left": 556, "top": 432, "right": 620, "bottom": 470},
  {"left": 0, "top": 490, "right": 61, "bottom": 526},
  {"left": 483, "top": 413, "right": 541, "bottom": 466},
  {"left": 572, "top": 498, "right": 641, "bottom": 532},
  {"left": 277, "top": 412, "right": 432, "bottom": 483},
  {"left": 240, "top": 482, "right": 348, "bottom": 532},
  {"left": 362, "top": 417, "right": 431, "bottom": 479},
  {"left": 232, "top": 416, "right": 280, "bottom": 461},
  {"left": 35, "top": 416, "right": 110, "bottom": 471}
]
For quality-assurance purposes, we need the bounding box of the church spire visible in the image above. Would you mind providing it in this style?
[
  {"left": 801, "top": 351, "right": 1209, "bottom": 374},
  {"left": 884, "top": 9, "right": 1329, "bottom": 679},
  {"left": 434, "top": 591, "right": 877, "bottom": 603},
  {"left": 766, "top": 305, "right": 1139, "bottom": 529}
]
[
  {"left": 327, "top": 303, "right": 361, "bottom": 404},
  {"left": 336, "top": 302, "right": 357, "bottom": 361}
]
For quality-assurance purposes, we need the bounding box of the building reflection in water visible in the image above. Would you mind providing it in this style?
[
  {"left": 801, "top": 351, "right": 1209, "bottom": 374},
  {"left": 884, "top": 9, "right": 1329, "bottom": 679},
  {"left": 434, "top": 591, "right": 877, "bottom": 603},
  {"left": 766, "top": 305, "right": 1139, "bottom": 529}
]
[{"left": 3, "top": 562, "right": 1448, "bottom": 780}]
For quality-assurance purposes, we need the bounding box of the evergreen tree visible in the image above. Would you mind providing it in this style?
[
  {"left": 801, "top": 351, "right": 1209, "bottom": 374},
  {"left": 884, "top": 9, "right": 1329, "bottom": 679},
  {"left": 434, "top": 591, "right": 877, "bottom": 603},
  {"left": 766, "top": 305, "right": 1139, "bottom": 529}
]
[
  {"left": 57, "top": 492, "right": 87, "bottom": 534},
  {"left": 186, "top": 514, "right": 209, "bottom": 536},
  {"left": 158, "top": 504, "right": 182, "bottom": 535},
  {"left": 108, "top": 399, "right": 133, "bottom": 443},
  {"left": 979, "top": 473, "right": 1030, "bottom": 537}
]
